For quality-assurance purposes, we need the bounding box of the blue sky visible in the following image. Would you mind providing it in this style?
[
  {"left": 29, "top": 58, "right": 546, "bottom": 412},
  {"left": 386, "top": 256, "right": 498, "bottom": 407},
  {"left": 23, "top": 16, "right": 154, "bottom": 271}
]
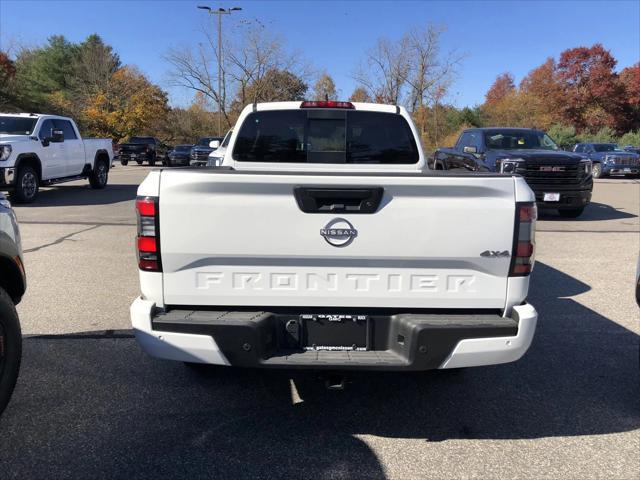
[{"left": 1, "top": 0, "right": 639, "bottom": 108}]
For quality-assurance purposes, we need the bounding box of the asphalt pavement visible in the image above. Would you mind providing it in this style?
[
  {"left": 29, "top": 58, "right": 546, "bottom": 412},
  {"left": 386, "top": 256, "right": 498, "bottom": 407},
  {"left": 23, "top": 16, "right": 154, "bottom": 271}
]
[{"left": 1, "top": 165, "right": 638, "bottom": 479}]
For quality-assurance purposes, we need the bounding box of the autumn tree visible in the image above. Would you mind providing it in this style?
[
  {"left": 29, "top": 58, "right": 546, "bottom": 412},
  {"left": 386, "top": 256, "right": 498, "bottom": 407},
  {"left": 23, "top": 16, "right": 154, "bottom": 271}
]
[
  {"left": 485, "top": 73, "right": 515, "bottom": 104},
  {"left": 518, "top": 58, "right": 563, "bottom": 129},
  {"left": 619, "top": 63, "right": 640, "bottom": 132},
  {"left": 83, "top": 66, "right": 169, "bottom": 142},
  {"left": 159, "top": 93, "right": 218, "bottom": 144},
  {"left": 313, "top": 73, "right": 337, "bottom": 101},
  {"left": 556, "top": 44, "right": 624, "bottom": 132},
  {"left": 348, "top": 87, "right": 371, "bottom": 103},
  {"left": 0, "top": 52, "right": 17, "bottom": 109},
  {"left": 242, "top": 69, "right": 307, "bottom": 103},
  {"left": 620, "top": 63, "right": 640, "bottom": 106},
  {"left": 482, "top": 72, "right": 524, "bottom": 126}
]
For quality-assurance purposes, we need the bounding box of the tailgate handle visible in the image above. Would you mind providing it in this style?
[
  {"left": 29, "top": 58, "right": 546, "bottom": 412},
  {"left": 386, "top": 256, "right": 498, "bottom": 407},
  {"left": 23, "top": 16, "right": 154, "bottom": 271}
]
[{"left": 294, "top": 187, "right": 384, "bottom": 214}]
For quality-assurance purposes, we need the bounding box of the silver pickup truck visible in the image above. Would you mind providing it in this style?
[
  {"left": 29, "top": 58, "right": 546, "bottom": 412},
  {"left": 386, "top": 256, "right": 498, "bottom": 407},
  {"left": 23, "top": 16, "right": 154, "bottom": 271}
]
[
  {"left": 131, "top": 101, "right": 538, "bottom": 373},
  {"left": 0, "top": 193, "right": 24, "bottom": 415}
]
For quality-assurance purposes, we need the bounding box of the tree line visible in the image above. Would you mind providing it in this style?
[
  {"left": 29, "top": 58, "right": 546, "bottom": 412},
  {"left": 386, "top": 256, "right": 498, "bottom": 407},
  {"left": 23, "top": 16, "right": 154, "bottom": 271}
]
[
  {"left": 1, "top": 27, "right": 638, "bottom": 150},
  {"left": 475, "top": 44, "right": 640, "bottom": 149}
]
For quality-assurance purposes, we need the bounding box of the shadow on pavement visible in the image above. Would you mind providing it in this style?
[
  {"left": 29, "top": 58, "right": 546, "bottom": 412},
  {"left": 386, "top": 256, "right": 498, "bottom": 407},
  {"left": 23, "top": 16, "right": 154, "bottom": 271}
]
[
  {"left": 538, "top": 202, "right": 638, "bottom": 221},
  {"left": 13, "top": 183, "right": 139, "bottom": 208},
  {"left": 0, "top": 263, "right": 638, "bottom": 479}
]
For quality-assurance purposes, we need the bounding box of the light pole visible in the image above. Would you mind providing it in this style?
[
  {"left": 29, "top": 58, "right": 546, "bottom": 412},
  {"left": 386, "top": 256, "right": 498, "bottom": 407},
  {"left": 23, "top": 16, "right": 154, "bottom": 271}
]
[{"left": 197, "top": 5, "right": 242, "bottom": 135}]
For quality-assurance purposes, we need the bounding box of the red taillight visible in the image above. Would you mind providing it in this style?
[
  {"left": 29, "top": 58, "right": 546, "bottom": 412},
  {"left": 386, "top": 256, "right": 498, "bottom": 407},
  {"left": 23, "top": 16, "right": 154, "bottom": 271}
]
[
  {"left": 137, "top": 236, "right": 157, "bottom": 253},
  {"left": 300, "top": 100, "right": 355, "bottom": 109},
  {"left": 136, "top": 198, "right": 156, "bottom": 216},
  {"left": 509, "top": 202, "right": 536, "bottom": 277},
  {"left": 515, "top": 241, "right": 534, "bottom": 257},
  {"left": 136, "top": 196, "right": 161, "bottom": 272},
  {"left": 519, "top": 205, "right": 536, "bottom": 222}
]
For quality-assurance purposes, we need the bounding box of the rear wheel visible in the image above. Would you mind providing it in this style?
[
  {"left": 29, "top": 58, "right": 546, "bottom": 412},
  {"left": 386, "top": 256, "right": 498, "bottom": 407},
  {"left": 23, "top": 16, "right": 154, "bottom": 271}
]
[
  {"left": 0, "top": 287, "right": 22, "bottom": 416},
  {"left": 89, "top": 159, "right": 108, "bottom": 189},
  {"left": 12, "top": 166, "right": 39, "bottom": 204},
  {"left": 558, "top": 207, "right": 585, "bottom": 218},
  {"left": 148, "top": 153, "right": 156, "bottom": 166},
  {"left": 120, "top": 159, "right": 128, "bottom": 166}
]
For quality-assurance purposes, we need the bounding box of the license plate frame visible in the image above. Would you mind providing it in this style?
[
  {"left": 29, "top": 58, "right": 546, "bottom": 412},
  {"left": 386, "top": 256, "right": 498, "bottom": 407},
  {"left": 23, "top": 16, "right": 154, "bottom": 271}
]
[
  {"left": 300, "top": 314, "right": 369, "bottom": 351},
  {"left": 543, "top": 192, "right": 560, "bottom": 202}
]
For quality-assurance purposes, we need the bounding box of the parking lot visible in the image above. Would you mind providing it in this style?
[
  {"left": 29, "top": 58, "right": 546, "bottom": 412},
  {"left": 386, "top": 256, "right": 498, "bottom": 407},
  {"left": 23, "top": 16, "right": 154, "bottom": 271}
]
[{"left": 0, "top": 165, "right": 638, "bottom": 479}]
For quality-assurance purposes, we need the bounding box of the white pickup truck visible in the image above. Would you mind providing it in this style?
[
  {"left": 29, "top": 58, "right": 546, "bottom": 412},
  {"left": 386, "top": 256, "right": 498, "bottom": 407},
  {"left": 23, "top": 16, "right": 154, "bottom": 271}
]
[
  {"left": 0, "top": 113, "right": 113, "bottom": 203},
  {"left": 131, "top": 101, "right": 538, "bottom": 373}
]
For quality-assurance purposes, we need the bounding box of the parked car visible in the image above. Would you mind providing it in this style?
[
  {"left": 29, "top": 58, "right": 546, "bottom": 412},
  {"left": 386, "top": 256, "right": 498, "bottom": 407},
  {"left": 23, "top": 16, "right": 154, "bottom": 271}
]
[
  {"left": 0, "top": 113, "right": 113, "bottom": 203},
  {"left": 206, "top": 129, "right": 232, "bottom": 167},
  {"left": 572, "top": 143, "right": 640, "bottom": 178},
  {"left": 131, "top": 100, "right": 538, "bottom": 375},
  {"left": 165, "top": 144, "right": 194, "bottom": 167},
  {"left": 190, "top": 136, "right": 222, "bottom": 166},
  {"left": 431, "top": 127, "right": 593, "bottom": 218},
  {"left": 0, "top": 193, "right": 25, "bottom": 416},
  {"left": 119, "top": 136, "right": 169, "bottom": 166}
]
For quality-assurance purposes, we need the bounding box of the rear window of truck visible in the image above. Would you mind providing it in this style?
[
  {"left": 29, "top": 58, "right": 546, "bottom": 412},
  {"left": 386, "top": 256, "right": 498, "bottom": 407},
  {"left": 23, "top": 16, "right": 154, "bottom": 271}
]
[{"left": 232, "top": 110, "right": 419, "bottom": 164}]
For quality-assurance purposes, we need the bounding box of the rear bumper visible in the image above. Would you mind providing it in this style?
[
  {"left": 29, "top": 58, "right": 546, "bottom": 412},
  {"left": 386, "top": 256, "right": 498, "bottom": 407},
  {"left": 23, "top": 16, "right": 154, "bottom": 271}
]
[
  {"left": 120, "top": 152, "right": 152, "bottom": 162},
  {"left": 131, "top": 298, "right": 538, "bottom": 370}
]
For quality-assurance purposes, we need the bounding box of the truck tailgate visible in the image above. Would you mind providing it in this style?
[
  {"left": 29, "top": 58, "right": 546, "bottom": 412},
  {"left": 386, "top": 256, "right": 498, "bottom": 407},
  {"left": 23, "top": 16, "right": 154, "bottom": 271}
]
[{"left": 158, "top": 170, "right": 516, "bottom": 309}]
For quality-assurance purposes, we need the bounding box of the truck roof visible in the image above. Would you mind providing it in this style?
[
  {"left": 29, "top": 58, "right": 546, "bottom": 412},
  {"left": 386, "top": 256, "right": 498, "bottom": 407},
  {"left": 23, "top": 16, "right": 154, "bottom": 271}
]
[
  {"left": 465, "top": 127, "right": 545, "bottom": 133},
  {"left": 250, "top": 101, "right": 402, "bottom": 114},
  {"left": 0, "top": 112, "right": 73, "bottom": 121}
]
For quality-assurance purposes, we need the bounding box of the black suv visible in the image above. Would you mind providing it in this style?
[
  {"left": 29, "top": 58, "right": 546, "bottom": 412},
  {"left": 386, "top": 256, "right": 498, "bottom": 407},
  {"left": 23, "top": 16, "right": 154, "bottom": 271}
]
[
  {"left": 119, "top": 136, "right": 170, "bottom": 166},
  {"left": 431, "top": 128, "right": 593, "bottom": 218},
  {"left": 0, "top": 193, "right": 25, "bottom": 415}
]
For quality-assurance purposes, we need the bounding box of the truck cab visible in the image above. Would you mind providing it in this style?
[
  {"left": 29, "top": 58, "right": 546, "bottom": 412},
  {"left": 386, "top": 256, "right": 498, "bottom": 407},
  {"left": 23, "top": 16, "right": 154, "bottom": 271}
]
[{"left": 432, "top": 127, "right": 593, "bottom": 218}]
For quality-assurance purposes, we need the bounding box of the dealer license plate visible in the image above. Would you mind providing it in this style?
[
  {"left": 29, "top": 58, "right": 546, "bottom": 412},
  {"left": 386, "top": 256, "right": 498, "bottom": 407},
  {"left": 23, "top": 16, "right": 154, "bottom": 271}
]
[
  {"left": 543, "top": 192, "right": 560, "bottom": 202},
  {"left": 300, "top": 314, "right": 369, "bottom": 351}
]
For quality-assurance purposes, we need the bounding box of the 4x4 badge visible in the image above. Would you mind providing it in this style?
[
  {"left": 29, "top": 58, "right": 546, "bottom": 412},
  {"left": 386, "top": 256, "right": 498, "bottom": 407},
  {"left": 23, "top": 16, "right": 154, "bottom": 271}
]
[{"left": 480, "top": 250, "right": 511, "bottom": 258}]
